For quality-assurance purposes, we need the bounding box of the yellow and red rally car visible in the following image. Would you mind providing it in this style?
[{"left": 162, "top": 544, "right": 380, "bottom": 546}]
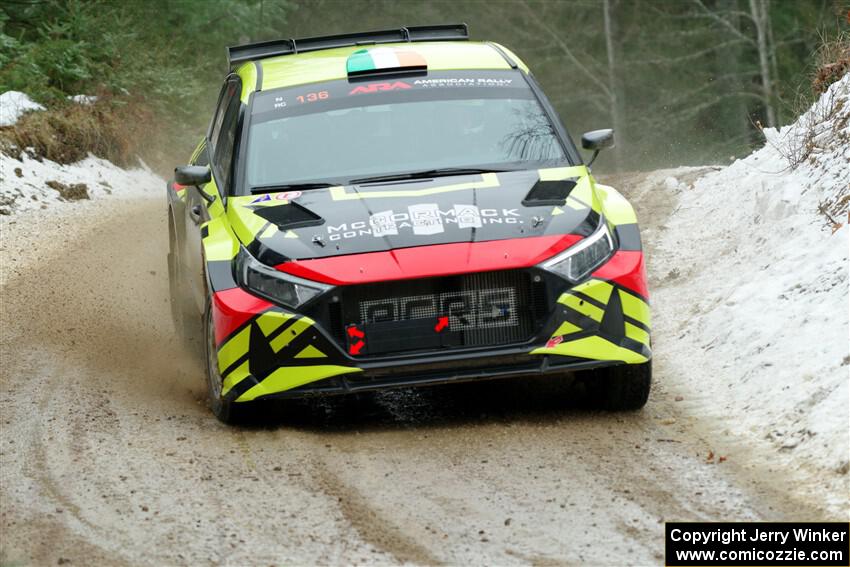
[{"left": 167, "top": 25, "right": 652, "bottom": 423}]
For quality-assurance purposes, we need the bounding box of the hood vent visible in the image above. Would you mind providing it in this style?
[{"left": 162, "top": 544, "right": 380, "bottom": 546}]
[
  {"left": 252, "top": 202, "right": 323, "bottom": 231},
  {"left": 522, "top": 178, "right": 578, "bottom": 206}
]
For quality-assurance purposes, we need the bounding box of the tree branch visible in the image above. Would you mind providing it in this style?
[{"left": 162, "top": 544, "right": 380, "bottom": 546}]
[
  {"left": 690, "top": 0, "right": 757, "bottom": 46},
  {"left": 662, "top": 92, "right": 767, "bottom": 124},
  {"left": 548, "top": 94, "right": 609, "bottom": 114},
  {"left": 627, "top": 39, "right": 749, "bottom": 65},
  {"left": 518, "top": 1, "right": 611, "bottom": 97}
]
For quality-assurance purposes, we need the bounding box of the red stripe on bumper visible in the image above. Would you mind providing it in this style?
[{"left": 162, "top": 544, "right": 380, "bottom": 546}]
[
  {"left": 211, "top": 287, "right": 274, "bottom": 345},
  {"left": 275, "top": 235, "right": 583, "bottom": 285},
  {"left": 592, "top": 250, "right": 648, "bottom": 299}
]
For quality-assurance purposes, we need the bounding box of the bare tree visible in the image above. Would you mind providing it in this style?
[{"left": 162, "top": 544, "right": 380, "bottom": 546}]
[
  {"left": 682, "top": 0, "right": 777, "bottom": 127},
  {"left": 716, "top": 0, "right": 753, "bottom": 146},
  {"left": 603, "top": 0, "right": 625, "bottom": 169},
  {"left": 520, "top": 0, "right": 626, "bottom": 170},
  {"left": 750, "top": 0, "right": 777, "bottom": 127}
]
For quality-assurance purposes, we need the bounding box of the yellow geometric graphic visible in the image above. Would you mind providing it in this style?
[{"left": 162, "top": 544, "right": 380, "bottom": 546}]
[
  {"left": 559, "top": 293, "right": 604, "bottom": 322},
  {"left": 531, "top": 336, "right": 647, "bottom": 363},
  {"left": 269, "top": 317, "right": 314, "bottom": 352},
  {"left": 295, "top": 345, "right": 326, "bottom": 359},
  {"left": 256, "top": 311, "right": 293, "bottom": 337},
  {"left": 236, "top": 365, "right": 361, "bottom": 401}
]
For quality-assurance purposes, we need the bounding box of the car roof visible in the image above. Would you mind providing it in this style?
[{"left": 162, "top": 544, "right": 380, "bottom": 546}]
[{"left": 234, "top": 41, "right": 529, "bottom": 102}]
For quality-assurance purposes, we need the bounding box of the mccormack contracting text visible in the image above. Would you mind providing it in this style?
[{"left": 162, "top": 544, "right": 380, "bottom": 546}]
[{"left": 665, "top": 522, "right": 849, "bottom": 566}]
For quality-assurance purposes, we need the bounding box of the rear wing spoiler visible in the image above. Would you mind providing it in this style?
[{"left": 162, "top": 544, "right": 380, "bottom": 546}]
[{"left": 226, "top": 24, "right": 469, "bottom": 71}]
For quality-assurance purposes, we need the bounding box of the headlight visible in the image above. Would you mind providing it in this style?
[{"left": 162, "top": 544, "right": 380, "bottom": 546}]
[
  {"left": 541, "top": 220, "right": 614, "bottom": 282},
  {"left": 235, "top": 247, "right": 331, "bottom": 309}
]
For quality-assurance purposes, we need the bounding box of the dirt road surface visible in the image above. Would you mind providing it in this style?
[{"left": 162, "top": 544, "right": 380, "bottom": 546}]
[{"left": 0, "top": 172, "right": 838, "bottom": 566}]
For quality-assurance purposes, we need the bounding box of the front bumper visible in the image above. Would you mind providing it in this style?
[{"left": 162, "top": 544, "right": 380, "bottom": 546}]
[{"left": 211, "top": 249, "right": 651, "bottom": 403}]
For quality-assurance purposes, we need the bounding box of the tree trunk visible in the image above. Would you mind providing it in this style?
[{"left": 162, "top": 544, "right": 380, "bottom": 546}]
[
  {"left": 716, "top": 0, "right": 751, "bottom": 151},
  {"left": 749, "top": 0, "right": 777, "bottom": 127},
  {"left": 765, "top": 0, "right": 781, "bottom": 122},
  {"left": 603, "top": 0, "right": 625, "bottom": 170}
]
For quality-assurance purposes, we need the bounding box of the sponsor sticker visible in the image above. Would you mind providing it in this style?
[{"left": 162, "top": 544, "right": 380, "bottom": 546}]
[
  {"left": 326, "top": 203, "right": 523, "bottom": 241},
  {"left": 275, "top": 191, "right": 302, "bottom": 201},
  {"left": 454, "top": 204, "right": 483, "bottom": 229},
  {"left": 369, "top": 210, "right": 398, "bottom": 237},
  {"left": 326, "top": 205, "right": 522, "bottom": 241},
  {"left": 413, "top": 78, "right": 514, "bottom": 88},
  {"left": 408, "top": 203, "right": 444, "bottom": 235}
]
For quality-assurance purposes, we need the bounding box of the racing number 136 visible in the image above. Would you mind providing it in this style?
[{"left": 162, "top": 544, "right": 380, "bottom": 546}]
[{"left": 296, "top": 91, "right": 329, "bottom": 103}]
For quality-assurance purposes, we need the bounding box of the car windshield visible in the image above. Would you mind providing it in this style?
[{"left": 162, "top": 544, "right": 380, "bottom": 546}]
[{"left": 244, "top": 70, "right": 569, "bottom": 191}]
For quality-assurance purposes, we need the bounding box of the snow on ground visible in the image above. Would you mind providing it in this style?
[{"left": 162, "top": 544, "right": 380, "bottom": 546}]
[
  {"left": 652, "top": 74, "right": 849, "bottom": 514},
  {"left": 68, "top": 94, "right": 98, "bottom": 105},
  {"left": 0, "top": 152, "right": 162, "bottom": 216},
  {"left": 1, "top": 90, "right": 160, "bottom": 215},
  {"left": 0, "top": 91, "right": 45, "bottom": 127}
]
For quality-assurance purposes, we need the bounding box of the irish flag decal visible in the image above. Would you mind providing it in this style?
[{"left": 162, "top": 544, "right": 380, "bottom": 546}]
[{"left": 346, "top": 47, "right": 427, "bottom": 76}]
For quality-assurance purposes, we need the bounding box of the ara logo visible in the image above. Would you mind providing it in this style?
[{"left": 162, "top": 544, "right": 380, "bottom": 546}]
[{"left": 349, "top": 81, "right": 412, "bottom": 95}]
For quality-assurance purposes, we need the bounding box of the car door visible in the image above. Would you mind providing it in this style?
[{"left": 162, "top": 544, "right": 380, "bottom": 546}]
[{"left": 185, "top": 76, "right": 243, "bottom": 310}]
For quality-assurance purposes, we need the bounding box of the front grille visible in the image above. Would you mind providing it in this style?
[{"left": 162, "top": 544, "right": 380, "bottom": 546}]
[{"left": 335, "top": 270, "right": 546, "bottom": 356}]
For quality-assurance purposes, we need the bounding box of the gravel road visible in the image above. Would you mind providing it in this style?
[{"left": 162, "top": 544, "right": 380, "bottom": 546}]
[{"left": 0, "top": 173, "right": 837, "bottom": 566}]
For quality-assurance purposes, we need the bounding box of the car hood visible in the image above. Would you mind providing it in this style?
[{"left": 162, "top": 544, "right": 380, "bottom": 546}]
[{"left": 226, "top": 166, "right": 601, "bottom": 265}]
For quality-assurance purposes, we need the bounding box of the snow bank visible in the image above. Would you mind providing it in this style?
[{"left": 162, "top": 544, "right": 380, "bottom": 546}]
[
  {"left": 653, "top": 75, "right": 849, "bottom": 514},
  {"left": 0, "top": 91, "right": 45, "bottom": 127},
  {"left": 0, "top": 151, "right": 162, "bottom": 215}
]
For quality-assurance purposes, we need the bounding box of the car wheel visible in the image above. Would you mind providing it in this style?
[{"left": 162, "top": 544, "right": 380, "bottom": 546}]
[
  {"left": 203, "top": 298, "right": 250, "bottom": 424},
  {"left": 584, "top": 360, "right": 652, "bottom": 411},
  {"left": 168, "top": 214, "right": 201, "bottom": 349}
]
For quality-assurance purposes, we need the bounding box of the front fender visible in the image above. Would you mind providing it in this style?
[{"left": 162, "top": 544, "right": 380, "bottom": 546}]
[
  {"left": 591, "top": 179, "right": 643, "bottom": 254},
  {"left": 201, "top": 215, "right": 240, "bottom": 295}
]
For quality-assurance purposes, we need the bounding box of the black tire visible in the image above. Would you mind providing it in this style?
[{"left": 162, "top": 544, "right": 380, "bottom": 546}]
[
  {"left": 203, "top": 299, "right": 251, "bottom": 424},
  {"left": 584, "top": 360, "right": 652, "bottom": 411},
  {"left": 167, "top": 213, "right": 201, "bottom": 349}
]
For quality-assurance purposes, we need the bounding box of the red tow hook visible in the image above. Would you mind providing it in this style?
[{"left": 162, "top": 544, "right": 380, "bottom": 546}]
[{"left": 346, "top": 325, "right": 366, "bottom": 355}]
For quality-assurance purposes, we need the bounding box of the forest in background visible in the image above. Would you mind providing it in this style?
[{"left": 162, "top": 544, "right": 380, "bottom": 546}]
[{"left": 1, "top": 0, "right": 848, "bottom": 173}]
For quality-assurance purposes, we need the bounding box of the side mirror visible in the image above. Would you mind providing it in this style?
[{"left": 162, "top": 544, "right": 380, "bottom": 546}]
[
  {"left": 174, "top": 165, "right": 215, "bottom": 203},
  {"left": 581, "top": 129, "right": 614, "bottom": 167},
  {"left": 174, "top": 165, "right": 211, "bottom": 186}
]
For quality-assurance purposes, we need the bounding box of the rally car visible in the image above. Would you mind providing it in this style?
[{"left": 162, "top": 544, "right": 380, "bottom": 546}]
[{"left": 167, "top": 25, "right": 652, "bottom": 423}]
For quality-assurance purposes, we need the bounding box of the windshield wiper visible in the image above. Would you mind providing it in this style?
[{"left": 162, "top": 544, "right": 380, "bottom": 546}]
[
  {"left": 250, "top": 182, "right": 335, "bottom": 195},
  {"left": 350, "top": 167, "right": 512, "bottom": 185}
]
